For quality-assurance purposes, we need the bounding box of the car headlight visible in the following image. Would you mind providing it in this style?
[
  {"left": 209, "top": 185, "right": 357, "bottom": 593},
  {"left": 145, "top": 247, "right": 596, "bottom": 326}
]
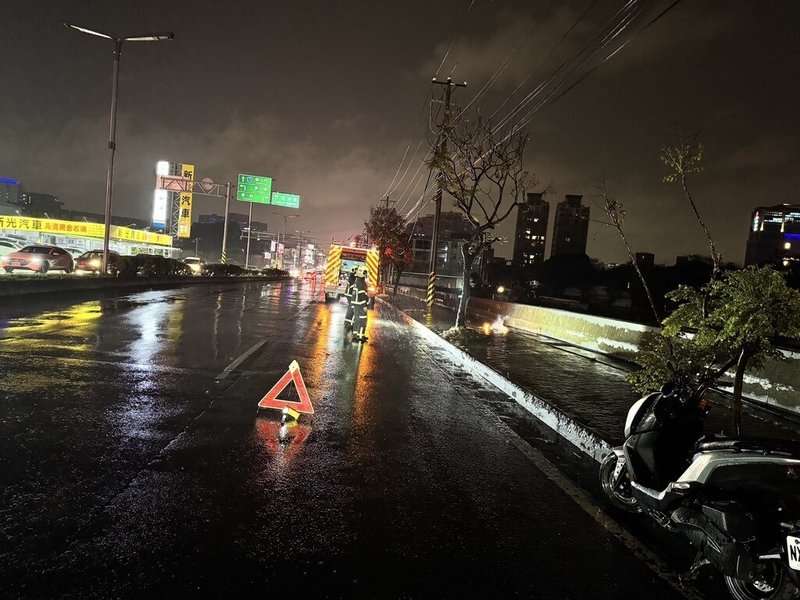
[
  {"left": 190, "top": 263, "right": 201, "bottom": 272},
  {"left": 29, "top": 257, "right": 42, "bottom": 264},
  {"left": 89, "top": 258, "right": 101, "bottom": 268}
]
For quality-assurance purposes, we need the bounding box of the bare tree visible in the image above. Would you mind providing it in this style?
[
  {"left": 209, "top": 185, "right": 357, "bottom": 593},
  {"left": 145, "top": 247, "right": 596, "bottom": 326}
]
[
  {"left": 432, "top": 116, "right": 532, "bottom": 327},
  {"left": 661, "top": 131, "right": 722, "bottom": 273},
  {"left": 598, "top": 179, "right": 660, "bottom": 323}
]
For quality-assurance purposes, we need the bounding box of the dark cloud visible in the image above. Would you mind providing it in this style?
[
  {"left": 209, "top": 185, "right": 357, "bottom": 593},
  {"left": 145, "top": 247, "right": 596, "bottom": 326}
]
[{"left": 2, "top": 0, "right": 799, "bottom": 265}]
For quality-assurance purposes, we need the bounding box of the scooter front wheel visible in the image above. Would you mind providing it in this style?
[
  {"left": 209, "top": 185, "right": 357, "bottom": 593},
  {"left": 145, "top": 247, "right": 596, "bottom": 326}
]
[
  {"left": 724, "top": 561, "right": 795, "bottom": 600},
  {"left": 599, "top": 452, "right": 641, "bottom": 514}
]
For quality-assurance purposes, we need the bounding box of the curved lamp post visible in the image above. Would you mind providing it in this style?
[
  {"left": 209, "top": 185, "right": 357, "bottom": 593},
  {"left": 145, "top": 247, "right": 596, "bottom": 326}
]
[{"left": 64, "top": 22, "right": 174, "bottom": 274}]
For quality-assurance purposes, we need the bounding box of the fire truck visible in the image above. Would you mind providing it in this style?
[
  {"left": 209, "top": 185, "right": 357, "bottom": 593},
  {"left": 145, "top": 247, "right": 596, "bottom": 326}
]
[{"left": 323, "top": 243, "right": 380, "bottom": 305}]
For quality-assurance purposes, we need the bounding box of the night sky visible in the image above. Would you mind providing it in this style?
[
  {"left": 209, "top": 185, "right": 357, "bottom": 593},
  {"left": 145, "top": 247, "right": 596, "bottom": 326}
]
[{"left": 2, "top": 1, "right": 799, "bottom": 265}]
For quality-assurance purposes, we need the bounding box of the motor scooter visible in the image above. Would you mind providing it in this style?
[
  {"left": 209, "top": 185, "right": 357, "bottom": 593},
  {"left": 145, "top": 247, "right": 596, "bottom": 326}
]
[{"left": 600, "top": 383, "right": 800, "bottom": 600}]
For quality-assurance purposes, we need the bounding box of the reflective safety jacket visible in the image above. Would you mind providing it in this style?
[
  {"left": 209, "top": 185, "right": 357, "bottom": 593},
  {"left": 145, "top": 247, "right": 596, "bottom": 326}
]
[{"left": 352, "top": 277, "right": 369, "bottom": 306}]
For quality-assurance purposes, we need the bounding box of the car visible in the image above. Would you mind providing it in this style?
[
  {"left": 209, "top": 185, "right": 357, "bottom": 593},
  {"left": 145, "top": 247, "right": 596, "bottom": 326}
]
[
  {"left": 63, "top": 247, "right": 86, "bottom": 259},
  {"left": 183, "top": 257, "right": 206, "bottom": 275},
  {"left": 74, "top": 250, "right": 121, "bottom": 275},
  {"left": 0, "top": 234, "right": 27, "bottom": 244},
  {"left": 0, "top": 240, "right": 21, "bottom": 257},
  {"left": 0, "top": 237, "right": 25, "bottom": 249},
  {"left": 1, "top": 244, "right": 74, "bottom": 274}
]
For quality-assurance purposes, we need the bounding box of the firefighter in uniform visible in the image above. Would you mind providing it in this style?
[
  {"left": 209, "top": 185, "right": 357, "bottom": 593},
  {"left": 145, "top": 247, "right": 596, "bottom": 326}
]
[
  {"left": 344, "top": 267, "right": 357, "bottom": 331},
  {"left": 350, "top": 266, "right": 369, "bottom": 342}
]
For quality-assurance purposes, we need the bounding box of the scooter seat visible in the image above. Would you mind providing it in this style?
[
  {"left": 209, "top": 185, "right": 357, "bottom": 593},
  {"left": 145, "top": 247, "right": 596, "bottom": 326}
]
[{"left": 696, "top": 436, "right": 800, "bottom": 457}]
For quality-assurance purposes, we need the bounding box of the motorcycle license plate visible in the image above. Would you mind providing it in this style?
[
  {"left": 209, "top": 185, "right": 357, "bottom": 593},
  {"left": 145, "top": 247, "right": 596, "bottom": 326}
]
[{"left": 787, "top": 536, "right": 800, "bottom": 571}]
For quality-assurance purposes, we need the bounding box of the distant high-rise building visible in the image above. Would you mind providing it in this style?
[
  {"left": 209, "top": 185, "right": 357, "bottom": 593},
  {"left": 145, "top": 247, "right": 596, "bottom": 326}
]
[
  {"left": 0, "top": 177, "right": 21, "bottom": 208},
  {"left": 18, "top": 192, "right": 63, "bottom": 219},
  {"left": 512, "top": 192, "right": 549, "bottom": 268},
  {"left": 550, "top": 194, "right": 589, "bottom": 257},
  {"left": 407, "top": 211, "right": 474, "bottom": 276},
  {"left": 744, "top": 203, "right": 800, "bottom": 266}
]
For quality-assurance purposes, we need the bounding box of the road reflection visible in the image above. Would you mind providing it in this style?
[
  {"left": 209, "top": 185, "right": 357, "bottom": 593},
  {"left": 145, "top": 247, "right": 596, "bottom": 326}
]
[
  {"left": 0, "top": 300, "right": 102, "bottom": 354},
  {"left": 0, "top": 300, "right": 103, "bottom": 394},
  {"left": 352, "top": 315, "right": 377, "bottom": 428},
  {"left": 254, "top": 418, "right": 312, "bottom": 470},
  {"left": 123, "top": 295, "right": 184, "bottom": 371}
]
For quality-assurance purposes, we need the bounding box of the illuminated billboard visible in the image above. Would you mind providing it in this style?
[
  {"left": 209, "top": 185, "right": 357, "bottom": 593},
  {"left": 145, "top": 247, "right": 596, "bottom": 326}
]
[{"left": 152, "top": 189, "right": 168, "bottom": 229}]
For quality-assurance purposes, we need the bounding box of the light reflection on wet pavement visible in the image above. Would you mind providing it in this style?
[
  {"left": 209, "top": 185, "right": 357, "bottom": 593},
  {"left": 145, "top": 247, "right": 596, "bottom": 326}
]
[{"left": 0, "top": 282, "right": 687, "bottom": 598}]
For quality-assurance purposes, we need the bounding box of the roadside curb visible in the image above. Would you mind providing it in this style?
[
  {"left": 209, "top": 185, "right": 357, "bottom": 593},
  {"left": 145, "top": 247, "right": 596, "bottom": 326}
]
[{"left": 378, "top": 297, "right": 613, "bottom": 463}]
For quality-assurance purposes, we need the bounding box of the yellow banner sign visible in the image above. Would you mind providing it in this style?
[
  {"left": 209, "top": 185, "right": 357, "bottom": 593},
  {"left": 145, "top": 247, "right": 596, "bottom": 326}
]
[
  {"left": 180, "top": 163, "right": 195, "bottom": 181},
  {"left": 0, "top": 215, "right": 172, "bottom": 247},
  {"left": 177, "top": 163, "right": 194, "bottom": 239},
  {"left": 177, "top": 192, "right": 193, "bottom": 239}
]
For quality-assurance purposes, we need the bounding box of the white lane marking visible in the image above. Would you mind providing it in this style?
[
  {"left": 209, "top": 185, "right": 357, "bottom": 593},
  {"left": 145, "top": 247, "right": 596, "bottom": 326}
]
[{"left": 215, "top": 341, "right": 266, "bottom": 381}]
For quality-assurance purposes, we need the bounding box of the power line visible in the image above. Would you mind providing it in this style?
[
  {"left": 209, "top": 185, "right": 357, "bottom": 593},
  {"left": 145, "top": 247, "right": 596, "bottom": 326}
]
[
  {"left": 492, "top": 0, "right": 643, "bottom": 134},
  {"left": 509, "top": 0, "right": 681, "bottom": 134}
]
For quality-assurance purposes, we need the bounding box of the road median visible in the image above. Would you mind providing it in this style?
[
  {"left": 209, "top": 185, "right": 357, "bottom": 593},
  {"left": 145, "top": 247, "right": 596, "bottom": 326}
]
[{"left": 0, "top": 274, "right": 291, "bottom": 298}]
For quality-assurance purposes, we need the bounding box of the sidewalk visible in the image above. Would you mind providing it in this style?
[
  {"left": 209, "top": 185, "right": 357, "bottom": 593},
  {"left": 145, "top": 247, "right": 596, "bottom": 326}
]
[{"left": 383, "top": 292, "right": 800, "bottom": 448}]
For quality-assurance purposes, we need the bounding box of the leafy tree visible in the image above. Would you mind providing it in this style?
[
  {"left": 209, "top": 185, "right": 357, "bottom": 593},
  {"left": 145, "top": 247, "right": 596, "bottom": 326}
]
[
  {"left": 364, "top": 206, "right": 414, "bottom": 293},
  {"left": 432, "top": 116, "right": 532, "bottom": 327},
  {"left": 629, "top": 266, "right": 800, "bottom": 435}
]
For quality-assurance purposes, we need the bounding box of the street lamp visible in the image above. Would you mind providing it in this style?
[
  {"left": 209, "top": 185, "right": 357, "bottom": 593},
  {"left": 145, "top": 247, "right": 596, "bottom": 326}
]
[
  {"left": 271, "top": 212, "right": 299, "bottom": 269},
  {"left": 64, "top": 22, "right": 174, "bottom": 275}
]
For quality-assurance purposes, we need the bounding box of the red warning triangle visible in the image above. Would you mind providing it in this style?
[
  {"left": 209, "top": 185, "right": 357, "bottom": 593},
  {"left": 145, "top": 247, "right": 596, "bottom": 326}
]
[{"left": 258, "top": 360, "right": 314, "bottom": 414}]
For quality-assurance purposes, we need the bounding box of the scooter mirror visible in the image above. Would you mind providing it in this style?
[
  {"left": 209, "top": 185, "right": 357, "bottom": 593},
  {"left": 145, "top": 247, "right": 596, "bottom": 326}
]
[{"left": 660, "top": 382, "right": 676, "bottom": 396}]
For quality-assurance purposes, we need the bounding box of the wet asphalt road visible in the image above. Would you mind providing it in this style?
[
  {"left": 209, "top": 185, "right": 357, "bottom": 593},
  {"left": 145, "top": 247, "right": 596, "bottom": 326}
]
[{"left": 0, "top": 281, "right": 686, "bottom": 599}]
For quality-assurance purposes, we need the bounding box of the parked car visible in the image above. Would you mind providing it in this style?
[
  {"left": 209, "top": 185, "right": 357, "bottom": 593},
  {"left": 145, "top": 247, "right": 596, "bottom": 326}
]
[
  {"left": 1, "top": 244, "right": 74, "bottom": 273},
  {"left": 63, "top": 247, "right": 86, "bottom": 259},
  {"left": 0, "top": 237, "right": 25, "bottom": 248},
  {"left": 0, "top": 234, "right": 27, "bottom": 244},
  {"left": 74, "top": 250, "right": 121, "bottom": 275},
  {"left": 0, "top": 240, "right": 21, "bottom": 257},
  {"left": 183, "top": 257, "right": 206, "bottom": 275}
]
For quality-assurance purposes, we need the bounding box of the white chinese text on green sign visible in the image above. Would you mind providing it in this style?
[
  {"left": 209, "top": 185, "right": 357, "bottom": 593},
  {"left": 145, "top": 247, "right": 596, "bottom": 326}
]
[{"left": 237, "top": 174, "right": 273, "bottom": 204}]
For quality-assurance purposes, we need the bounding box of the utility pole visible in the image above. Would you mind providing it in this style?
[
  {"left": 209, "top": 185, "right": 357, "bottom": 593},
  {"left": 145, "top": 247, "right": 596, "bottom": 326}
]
[
  {"left": 220, "top": 182, "right": 231, "bottom": 263},
  {"left": 380, "top": 195, "right": 395, "bottom": 211},
  {"left": 245, "top": 201, "right": 254, "bottom": 269},
  {"left": 428, "top": 76, "right": 466, "bottom": 309}
]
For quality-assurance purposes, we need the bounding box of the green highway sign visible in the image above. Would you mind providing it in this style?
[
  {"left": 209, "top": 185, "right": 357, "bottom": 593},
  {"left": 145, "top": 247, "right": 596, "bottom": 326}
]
[
  {"left": 271, "top": 191, "right": 301, "bottom": 209},
  {"left": 237, "top": 174, "right": 273, "bottom": 204}
]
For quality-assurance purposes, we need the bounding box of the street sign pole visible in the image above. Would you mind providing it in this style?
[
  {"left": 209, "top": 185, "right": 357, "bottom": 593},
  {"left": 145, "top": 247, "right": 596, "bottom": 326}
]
[
  {"left": 221, "top": 182, "right": 231, "bottom": 263},
  {"left": 245, "top": 200, "right": 254, "bottom": 269}
]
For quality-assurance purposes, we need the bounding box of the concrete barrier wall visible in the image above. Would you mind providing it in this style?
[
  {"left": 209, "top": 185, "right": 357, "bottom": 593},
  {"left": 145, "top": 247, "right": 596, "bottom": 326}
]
[
  {"left": 468, "top": 297, "right": 657, "bottom": 361},
  {"left": 471, "top": 297, "right": 800, "bottom": 417},
  {"left": 396, "top": 287, "right": 800, "bottom": 416}
]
